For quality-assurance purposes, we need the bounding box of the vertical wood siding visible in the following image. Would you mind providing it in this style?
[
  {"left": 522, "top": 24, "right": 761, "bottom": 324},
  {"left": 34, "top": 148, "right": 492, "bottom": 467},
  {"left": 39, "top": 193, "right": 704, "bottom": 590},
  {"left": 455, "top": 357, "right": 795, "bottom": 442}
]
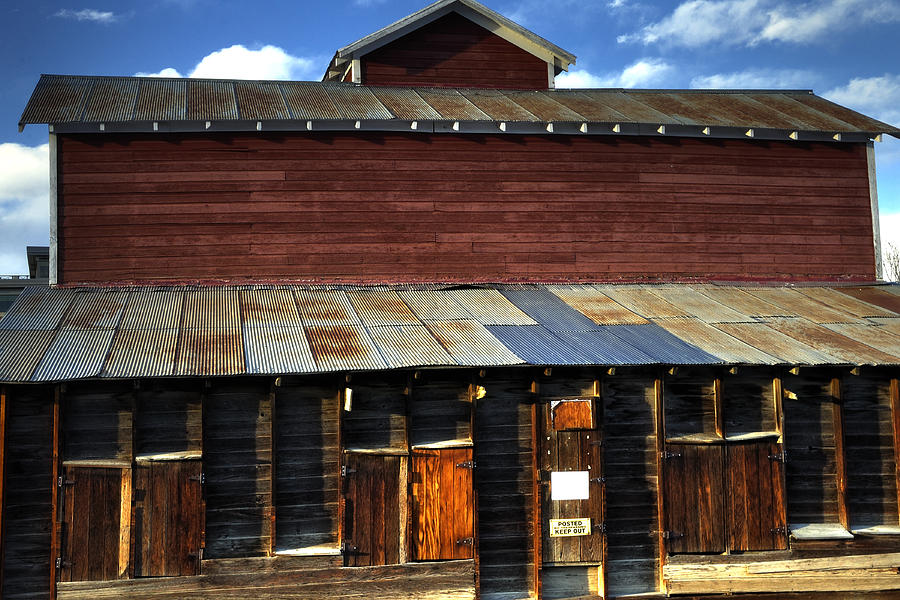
[
  {"left": 343, "top": 453, "right": 401, "bottom": 567},
  {"left": 361, "top": 12, "right": 548, "bottom": 89},
  {"left": 57, "top": 133, "right": 875, "bottom": 285}
]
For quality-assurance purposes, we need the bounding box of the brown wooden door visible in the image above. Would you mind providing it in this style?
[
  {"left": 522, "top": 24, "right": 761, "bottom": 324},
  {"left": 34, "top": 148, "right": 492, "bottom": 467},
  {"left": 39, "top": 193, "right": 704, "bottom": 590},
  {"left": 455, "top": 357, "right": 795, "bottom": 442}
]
[
  {"left": 727, "top": 441, "right": 788, "bottom": 551},
  {"left": 662, "top": 444, "right": 726, "bottom": 554},
  {"left": 410, "top": 447, "right": 474, "bottom": 561},
  {"left": 60, "top": 466, "right": 124, "bottom": 582},
  {"left": 541, "top": 429, "right": 604, "bottom": 564},
  {"left": 343, "top": 453, "right": 401, "bottom": 567},
  {"left": 133, "top": 461, "right": 203, "bottom": 576}
]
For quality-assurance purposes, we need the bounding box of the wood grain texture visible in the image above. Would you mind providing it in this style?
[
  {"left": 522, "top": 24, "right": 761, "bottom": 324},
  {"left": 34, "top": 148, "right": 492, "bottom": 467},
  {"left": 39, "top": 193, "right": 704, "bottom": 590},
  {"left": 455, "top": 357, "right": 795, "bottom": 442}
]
[
  {"left": 60, "top": 466, "right": 123, "bottom": 582},
  {"left": 727, "top": 441, "right": 788, "bottom": 551},
  {"left": 551, "top": 399, "right": 593, "bottom": 431},
  {"left": 343, "top": 453, "right": 401, "bottom": 567},
  {"left": 56, "top": 133, "right": 876, "bottom": 284},
  {"left": 410, "top": 448, "right": 474, "bottom": 561},
  {"left": 662, "top": 444, "right": 726, "bottom": 554}
]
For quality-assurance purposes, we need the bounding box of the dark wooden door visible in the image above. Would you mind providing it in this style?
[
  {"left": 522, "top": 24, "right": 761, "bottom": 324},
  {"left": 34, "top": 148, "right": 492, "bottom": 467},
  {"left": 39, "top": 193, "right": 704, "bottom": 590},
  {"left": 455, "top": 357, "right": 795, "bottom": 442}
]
[
  {"left": 727, "top": 441, "right": 787, "bottom": 551},
  {"left": 133, "top": 461, "right": 203, "bottom": 576},
  {"left": 541, "top": 428, "right": 604, "bottom": 564},
  {"left": 343, "top": 453, "right": 401, "bottom": 567},
  {"left": 60, "top": 466, "right": 124, "bottom": 582},
  {"left": 410, "top": 447, "right": 474, "bottom": 561},
  {"left": 662, "top": 444, "right": 726, "bottom": 554}
]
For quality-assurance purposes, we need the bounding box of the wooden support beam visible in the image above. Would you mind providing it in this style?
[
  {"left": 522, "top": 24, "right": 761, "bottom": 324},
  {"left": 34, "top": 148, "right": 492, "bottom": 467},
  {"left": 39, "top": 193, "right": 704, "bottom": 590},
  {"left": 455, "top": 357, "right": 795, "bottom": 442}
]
[
  {"left": 832, "top": 376, "right": 850, "bottom": 530},
  {"left": 530, "top": 378, "right": 542, "bottom": 600},
  {"left": 49, "top": 386, "right": 61, "bottom": 599},
  {"left": 891, "top": 377, "right": 900, "bottom": 526},
  {"left": 336, "top": 381, "right": 345, "bottom": 562},
  {"left": 654, "top": 374, "right": 668, "bottom": 594},
  {"left": 118, "top": 468, "right": 132, "bottom": 578},
  {"left": 469, "top": 375, "right": 481, "bottom": 600},
  {"left": 0, "top": 386, "right": 7, "bottom": 598},
  {"left": 269, "top": 380, "right": 277, "bottom": 557},
  {"left": 263, "top": 384, "right": 275, "bottom": 556}
]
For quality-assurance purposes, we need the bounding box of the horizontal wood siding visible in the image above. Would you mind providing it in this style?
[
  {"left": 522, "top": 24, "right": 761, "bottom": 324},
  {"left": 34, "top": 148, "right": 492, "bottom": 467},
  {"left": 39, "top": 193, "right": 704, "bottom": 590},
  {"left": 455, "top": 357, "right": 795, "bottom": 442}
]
[
  {"left": 64, "top": 382, "right": 133, "bottom": 462},
  {"left": 343, "top": 374, "right": 408, "bottom": 451},
  {"left": 410, "top": 372, "right": 472, "bottom": 447},
  {"left": 57, "top": 133, "right": 875, "bottom": 284},
  {"left": 135, "top": 380, "right": 202, "bottom": 456},
  {"left": 361, "top": 12, "right": 548, "bottom": 89}
]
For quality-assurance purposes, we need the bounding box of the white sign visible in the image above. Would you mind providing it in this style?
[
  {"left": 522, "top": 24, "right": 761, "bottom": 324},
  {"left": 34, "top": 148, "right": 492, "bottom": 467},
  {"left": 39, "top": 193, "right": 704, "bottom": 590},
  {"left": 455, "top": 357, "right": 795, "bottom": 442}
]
[
  {"left": 550, "top": 518, "right": 592, "bottom": 537},
  {"left": 550, "top": 470, "right": 589, "bottom": 500}
]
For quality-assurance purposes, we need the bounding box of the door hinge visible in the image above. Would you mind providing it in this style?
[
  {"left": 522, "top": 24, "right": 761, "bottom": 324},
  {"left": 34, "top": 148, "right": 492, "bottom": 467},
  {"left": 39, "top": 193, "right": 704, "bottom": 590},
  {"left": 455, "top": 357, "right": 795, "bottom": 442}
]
[
  {"left": 57, "top": 476, "right": 75, "bottom": 487},
  {"left": 770, "top": 526, "right": 787, "bottom": 535},
  {"left": 55, "top": 557, "right": 71, "bottom": 569},
  {"left": 456, "top": 460, "right": 476, "bottom": 469},
  {"left": 662, "top": 531, "right": 684, "bottom": 540},
  {"left": 590, "top": 476, "right": 605, "bottom": 484},
  {"left": 661, "top": 451, "right": 682, "bottom": 459},
  {"left": 189, "top": 472, "right": 205, "bottom": 484},
  {"left": 456, "top": 537, "right": 474, "bottom": 546},
  {"left": 341, "top": 541, "right": 358, "bottom": 554},
  {"left": 768, "top": 452, "right": 786, "bottom": 463},
  {"left": 341, "top": 465, "right": 357, "bottom": 477},
  {"left": 597, "top": 522, "right": 607, "bottom": 534}
]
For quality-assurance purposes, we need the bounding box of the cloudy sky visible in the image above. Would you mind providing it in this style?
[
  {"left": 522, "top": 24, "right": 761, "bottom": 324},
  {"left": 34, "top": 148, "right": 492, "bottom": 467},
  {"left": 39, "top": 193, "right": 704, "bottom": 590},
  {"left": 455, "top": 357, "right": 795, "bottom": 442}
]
[{"left": 1, "top": 0, "right": 899, "bottom": 276}]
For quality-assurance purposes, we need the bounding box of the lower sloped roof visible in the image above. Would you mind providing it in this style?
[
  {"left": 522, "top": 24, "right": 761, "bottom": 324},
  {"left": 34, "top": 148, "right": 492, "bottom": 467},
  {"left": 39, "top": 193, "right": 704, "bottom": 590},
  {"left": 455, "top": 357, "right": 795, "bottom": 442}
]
[{"left": 0, "top": 283, "right": 898, "bottom": 383}]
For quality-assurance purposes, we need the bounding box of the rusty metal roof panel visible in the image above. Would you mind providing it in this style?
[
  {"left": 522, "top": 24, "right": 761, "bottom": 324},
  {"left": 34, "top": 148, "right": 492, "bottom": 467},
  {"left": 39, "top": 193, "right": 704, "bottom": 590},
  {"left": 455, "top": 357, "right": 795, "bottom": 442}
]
[
  {"left": 19, "top": 75, "right": 92, "bottom": 124},
  {"left": 323, "top": 84, "right": 393, "bottom": 120},
  {"left": 547, "top": 91, "right": 629, "bottom": 122},
  {"left": 244, "top": 326, "right": 316, "bottom": 374},
  {"left": 296, "top": 290, "right": 361, "bottom": 326},
  {"left": 713, "top": 322, "right": 838, "bottom": 365},
  {"left": 742, "top": 288, "right": 860, "bottom": 324},
  {"left": 346, "top": 290, "right": 421, "bottom": 327},
  {"left": 764, "top": 317, "right": 900, "bottom": 365},
  {"left": 305, "top": 324, "right": 386, "bottom": 372},
  {"left": 834, "top": 286, "right": 900, "bottom": 314},
  {"left": 235, "top": 82, "right": 290, "bottom": 120},
  {"left": 694, "top": 286, "right": 793, "bottom": 318},
  {"left": 368, "top": 325, "right": 454, "bottom": 368},
  {"left": 280, "top": 82, "right": 342, "bottom": 119},
  {"left": 626, "top": 92, "right": 725, "bottom": 126},
  {"left": 822, "top": 323, "right": 900, "bottom": 360},
  {"left": 397, "top": 290, "right": 471, "bottom": 321},
  {"left": 120, "top": 290, "right": 183, "bottom": 329},
  {"left": 447, "top": 289, "right": 537, "bottom": 325},
  {"left": 0, "top": 330, "right": 55, "bottom": 382},
  {"left": 645, "top": 286, "right": 753, "bottom": 323},
  {"left": 182, "top": 289, "right": 240, "bottom": 329},
  {"left": 664, "top": 92, "right": 799, "bottom": 130},
  {"left": 741, "top": 92, "right": 857, "bottom": 132},
  {"left": 425, "top": 319, "right": 523, "bottom": 366},
  {"left": 60, "top": 290, "right": 129, "bottom": 330},
  {"left": 600, "top": 286, "right": 691, "bottom": 319},
  {"left": 548, "top": 285, "right": 648, "bottom": 325},
  {"left": 0, "top": 286, "right": 76, "bottom": 330},
  {"left": 870, "top": 318, "right": 900, "bottom": 337},
  {"left": 134, "top": 78, "right": 187, "bottom": 121},
  {"left": 503, "top": 90, "right": 584, "bottom": 122},
  {"left": 242, "top": 289, "right": 303, "bottom": 328},
  {"left": 458, "top": 89, "right": 537, "bottom": 121},
  {"left": 653, "top": 318, "right": 780, "bottom": 364},
  {"left": 32, "top": 329, "right": 115, "bottom": 381},
  {"left": 81, "top": 77, "right": 139, "bottom": 122},
  {"left": 796, "top": 93, "right": 898, "bottom": 133},
  {"left": 414, "top": 88, "right": 491, "bottom": 120},
  {"left": 574, "top": 91, "right": 674, "bottom": 123},
  {"left": 369, "top": 87, "right": 441, "bottom": 120},
  {"left": 104, "top": 328, "right": 178, "bottom": 378},
  {"left": 186, "top": 80, "right": 238, "bottom": 120},
  {"left": 485, "top": 325, "right": 594, "bottom": 365},
  {"left": 176, "top": 327, "right": 245, "bottom": 376},
  {"left": 797, "top": 287, "right": 898, "bottom": 319}
]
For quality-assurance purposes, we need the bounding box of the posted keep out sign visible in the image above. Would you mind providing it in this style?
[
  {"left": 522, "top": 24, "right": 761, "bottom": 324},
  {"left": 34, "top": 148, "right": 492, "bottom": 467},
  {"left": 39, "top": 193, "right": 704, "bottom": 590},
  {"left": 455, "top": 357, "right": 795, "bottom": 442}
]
[{"left": 549, "top": 518, "right": 591, "bottom": 537}]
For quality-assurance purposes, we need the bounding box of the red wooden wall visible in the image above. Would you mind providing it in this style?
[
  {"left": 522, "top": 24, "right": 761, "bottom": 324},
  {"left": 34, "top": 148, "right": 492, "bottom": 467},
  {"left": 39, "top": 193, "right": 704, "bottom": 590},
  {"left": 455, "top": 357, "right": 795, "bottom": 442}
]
[
  {"left": 57, "top": 133, "right": 876, "bottom": 285},
  {"left": 360, "top": 12, "right": 549, "bottom": 89}
]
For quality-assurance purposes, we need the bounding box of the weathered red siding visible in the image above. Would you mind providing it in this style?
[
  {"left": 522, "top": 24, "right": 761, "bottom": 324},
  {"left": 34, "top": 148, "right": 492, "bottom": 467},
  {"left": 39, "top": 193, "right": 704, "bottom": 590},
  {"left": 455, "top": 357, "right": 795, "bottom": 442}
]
[
  {"left": 361, "top": 12, "right": 549, "bottom": 89},
  {"left": 57, "top": 133, "right": 876, "bottom": 285}
]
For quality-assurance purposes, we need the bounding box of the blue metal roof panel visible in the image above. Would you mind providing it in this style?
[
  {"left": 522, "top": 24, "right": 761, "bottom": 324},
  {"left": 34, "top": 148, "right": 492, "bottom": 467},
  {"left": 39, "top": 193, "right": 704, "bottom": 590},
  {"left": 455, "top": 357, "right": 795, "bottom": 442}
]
[
  {"left": 500, "top": 288, "right": 602, "bottom": 332},
  {"left": 556, "top": 329, "right": 655, "bottom": 365},
  {"left": 0, "top": 286, "right": 76, "bottom": 331},
  {"left": 485, "top": 325, "right": 594, "bottom": 365},
  {"left": 603, "top": 323, "right": 722, "bottom": 365}
]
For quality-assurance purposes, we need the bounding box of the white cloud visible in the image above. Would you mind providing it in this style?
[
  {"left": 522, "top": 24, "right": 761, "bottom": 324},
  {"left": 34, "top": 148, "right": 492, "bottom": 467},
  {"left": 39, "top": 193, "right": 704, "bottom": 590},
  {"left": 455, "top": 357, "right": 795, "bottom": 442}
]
[
  {"left": 556, "top": 59, "right": 673, "bottom": 88},
  {"left": 0, "top": 144, "right": 49, "bottom": 275},
  {"left": 620, "top": 0, "right": 900, "bottom": 47},
  {"left": 53, "top": 8, "right": 118, "bottom": 23},
  {"left": 139, "top": 44, "right": 318, "bottom": 81},
  {"left": 691, "top": 68, "right": 818, "bottom": 89},
  {"left": 824, "top": 74, "right": 900, "bottom": 130}
]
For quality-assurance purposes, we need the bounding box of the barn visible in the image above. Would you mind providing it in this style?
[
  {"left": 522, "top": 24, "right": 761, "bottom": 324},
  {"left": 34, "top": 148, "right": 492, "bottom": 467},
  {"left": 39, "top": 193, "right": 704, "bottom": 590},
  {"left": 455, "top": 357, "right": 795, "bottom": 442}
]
[{"left": 2, "top": 1, "right": 900, "bottom": 599}]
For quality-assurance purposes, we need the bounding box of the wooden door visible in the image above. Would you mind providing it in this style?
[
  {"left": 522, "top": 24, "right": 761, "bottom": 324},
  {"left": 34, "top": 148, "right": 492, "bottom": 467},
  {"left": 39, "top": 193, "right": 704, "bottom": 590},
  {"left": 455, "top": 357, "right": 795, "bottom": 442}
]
[
  {"left": 343, "top": 453, "right": 401, "bottom": 567},
  {"left": 541, "top": 428, "right": 604, "bottom": 564},
  {"left": 727, "top": 441, "right": 787, "bottom": 551},
  {"left": 662, "top": 444, "right": 725, "bottom": 554},
  {"left": 133, "top": 461, "right": 203, "bottom": 576},
  {"left": 410, "top": 447, "right": 474, "bottom": 561},
  {"left": 60, "top": 466, "right": 125, "bottom": 582}
]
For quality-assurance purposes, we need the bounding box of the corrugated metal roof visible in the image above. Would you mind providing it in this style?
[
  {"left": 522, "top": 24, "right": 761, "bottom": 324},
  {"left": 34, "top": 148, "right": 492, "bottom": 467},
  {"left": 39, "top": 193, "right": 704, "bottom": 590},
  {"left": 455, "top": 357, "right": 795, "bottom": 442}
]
[
  {"left": 742, "top": 288, "right": 861, "bottom": 324},
  {"left": 871, "top": 318, "right": 900, "bottom": 337},
  {"left": 397, "top": 289, "right": 471, "bottom": 321},
  {"left": 832, "top": 286, "right": 900, "bottom": 314},
  {"left": 305, "top": 324, "right": 387, "bottom": 371},
  {"left": 243, "top": 326, "right": 316, "bottom": 374},
  {"left": 547, "top": 285, "right": 648, "bottom": 325},
  {"left": 242, "top": 289, "right": 303, "bottom": 328},
  {"left": 822, "top": 323, "right": 900, "bottom": 360},
  {"left": 500, "top": 287, "right": 601, "bottom": 332},
  {"left": 653, "top": 318, "right": 780, "bottom": 364},
  {"left": 425, "top": 319, "right": 523, "bottom": 366},
  {"left": 713, "top": 322, "right": 839, "bottom": 365},
  {"left": 296, "top": 290, "right": 361, "bottom": 326},
  {"left": 764, "top": 317, "right": 900, "bottom": 365},
  {"left": 795, "top": 287, "right": 897, "bottom": 319},
  {"left": 447, "top": 289, "right": 537, "bottom": 325},
  {"left": 346, "top": 290, "right": 421, "bottom": 327},
  {"left": 183, "top": 289, "right": 240, "bottom": 329},
  {"left": 644, "top": 286, "right": 752, "bottom": 323},
  {"left": 599, "top": 286, "right": 691, "bottom": 319},
  {"left": 0, "top": 330, "right": 55, "bottom": 381},
  {"left": 694, "top": 286, "right": 792, "bottom": 317},
  {"left": 551, "top": 329, "right": 654, "bottom": 364},
  {"left": 0, "top": 286, "right": 75, "bottom": 330},
  {"left": 176, "top": 328, "right": 245, "bottom": 376},
  {"left": 368, "top": 325, "right": 454, "bottom": 367},
  {"left": 104, "top": 329, "right": 178, "bottom": 378},
  {"left": 604, "top": 324, "right": 721, "bottom": 365},
  {"left": 120, "top": 290, "right": 182, "bottom": 329},
  {"left": 60, "top": 290, "right": 128, "bottom": 330},
  {"left": 24, "top": 76, "right": 898, "bottom": 140},
  {"left": 485, "top": 325, "right": 594, "bottom": 365},
  {"left": 32, "top": 330, "right": 115, "bottom": 381}
]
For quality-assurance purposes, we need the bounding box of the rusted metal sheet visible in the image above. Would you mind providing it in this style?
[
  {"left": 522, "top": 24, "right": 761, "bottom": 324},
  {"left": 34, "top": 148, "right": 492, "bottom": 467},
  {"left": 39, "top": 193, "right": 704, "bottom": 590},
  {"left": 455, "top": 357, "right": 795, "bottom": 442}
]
[
  {"left": 243, "top": 326, "right": 316, "bottom": 374},
  {"left": 346, "top": 290, "right": 420, "bottom": 326},
  {"left": 459, "top": 89, "right": 536, "bottom": 121},
  {"left": 645, "top": 286, "right": 752, "bottom": 323},
  {"left": 175, "top": 328, "right": 244, "bottom": 376},
  {"left": 82, "top": 78, "right": 139, "bottom": 122},
  {"left": 502, "top": 90, "right": 584, "bottom": 122},
  {"left": 368, "top": 325, "right": 454, "bottom": 368},
  {"left": 241, "top": 289, "right": 303, "bottom": 328},
  {"left": 764, "top": 317, "right": 900, "bottom": 365},
  {"left": 798, "top": 93, "right": 897, "bottom": 133},
  {"left": 397, "top": 290, "right": 470, "bottom": 321},
  {"left": 665, "top": 92, "right": 798, "bottom": 130},
  {"left": 548, "top": 91, "right": 629, "bottom": 122},
  {"left": 31, "top": 330, "right": 115, "bottom": 381},
  {"left": 866, "top": 318, "right": 900, "bottom": 338},
  {"left": 606, "top": 323, "right": 720, "bottom": 365},
  {"left": 414, "top": 88, "right": 490, "bottom": 120},
  {"left": 742, "top": 93, "right": 857, "bottom": 132},
  {"left": 186, "top": 80, "right": 238, "bottom": 120},
  {"left": 600, "top": 286, "right": 690, "bottom": 318},
  {"left": 629, "top": 92, "right": 724, "bottom": 126},
  {"left": 104, "top": 329, "right": 178, "bottom": 378},
  {"left": 120, "top": 290, "right": 183, "bottom": 329},
  {"left": 694, "top": 286, "right": 792, "bottom": 318},
  {"left": 577, "top": 91, "right": 674, "bottom": 123},
  {"left": 713, "top": 322, "right": 838, "bottom": 365},
  {"left": 369, "top": 87, "right": 441, "bottom": 120},
  {"left": 653, "top": 318, "right": 780, "bottom": 364},
  {"left": 19, "top": 75, "right": 92, "bottom": 123},
  {"left": 823, "top": 323, "right": 900, "bottom": 360},
  {"left": 61, "top": 290, "right": 129, "bottom": 330},
  {"left": 0, "top": 330, "right": 55, "bottom": 382},
  {"left": 834, "top": 286, "right": 900, "bottom": 314},
  {"left": 721, "top": 94, "right": 817, "bottom": 130},
  {"left": 446, "top": 289, "right": 536, "bottom": 325},
  {"left": 797, "top": 287, "right": 898, "bottom": 319},
  {"left": 182, "top": 289, "right": 240, "bottom": 329},
  {"left": 280, "top": 83, "right": 342, "bottom": 119},
  {"left": 296, "top": 290, "right": 360, "bottom": 326},
  {"left": 304, "top": 324, "right": 386, "bottom": 372},
  {"left": 742, "top": 288, "right": 860, "bottom": 324},
  {"left": 0, "top": 286, "right": 76, "bottom": 330},
  {"left": 425, "top": 320, "right": 523, "bottom": 366},
  {"left": 323, "top": 85, "right": 394, "bottom": 120},
  {"left": 548, "top": 285, "right": 648, "bottom": 325},
  {"left": 235, "top": 82, "right": 290, "bottom": 120},
  {"left": 134, "top": 78, "right": 187, "bottom": 121}
]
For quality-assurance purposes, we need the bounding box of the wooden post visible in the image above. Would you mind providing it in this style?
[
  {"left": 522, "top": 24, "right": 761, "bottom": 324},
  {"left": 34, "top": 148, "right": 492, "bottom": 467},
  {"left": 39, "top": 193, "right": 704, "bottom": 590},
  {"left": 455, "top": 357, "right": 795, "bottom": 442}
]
[
  {"left": 336, "top": 380, "right": 345, "bottom": 560},
  {"left": 595, "top": 373, "right": 607, "bottom": 600},
  {"left": 0, "top": 386, "right": 7, "bottom": 598},
  {"left": 832, "top": 376, "right": 850, "bottom": 530},
  {"left": 399, "top": 374, "right": 412, "bottom": 565},
  {"left": 654, "top": 374, "right": 668, "bottom": 594},
  {"left": 269, "top": 379, "right": 277, "bottom": 556},
  {"left": 118, "top": 468, "right": 132, "bottom": 578},
  {"left": 470, "top": 373, "right": 481, "bottom": 600},
  {"left": 49, "top": 386, "right": 61, "bottom": 599},
  {"left": 530, "top": 376, "right": 541, "bottom": 600},
  {"left": 890, "top": 378, "right": 900, "bottom": 526},
  {"left": 713, "top": 375, "right": 725, "bottom": 439}
]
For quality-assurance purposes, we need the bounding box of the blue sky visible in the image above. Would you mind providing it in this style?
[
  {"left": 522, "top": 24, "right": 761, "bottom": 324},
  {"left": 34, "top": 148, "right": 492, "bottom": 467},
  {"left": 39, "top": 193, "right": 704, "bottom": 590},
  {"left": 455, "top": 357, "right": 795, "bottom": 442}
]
[{"left": 1, "top": 0, "right": 899, "bottom": 275}]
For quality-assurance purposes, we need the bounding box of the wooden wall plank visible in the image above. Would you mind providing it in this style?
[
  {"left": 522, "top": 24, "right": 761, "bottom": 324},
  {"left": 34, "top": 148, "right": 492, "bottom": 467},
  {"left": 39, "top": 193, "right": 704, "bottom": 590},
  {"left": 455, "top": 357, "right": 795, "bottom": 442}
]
[{"left": 832, "top": 377, "right": 850, "bottom": 530}]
